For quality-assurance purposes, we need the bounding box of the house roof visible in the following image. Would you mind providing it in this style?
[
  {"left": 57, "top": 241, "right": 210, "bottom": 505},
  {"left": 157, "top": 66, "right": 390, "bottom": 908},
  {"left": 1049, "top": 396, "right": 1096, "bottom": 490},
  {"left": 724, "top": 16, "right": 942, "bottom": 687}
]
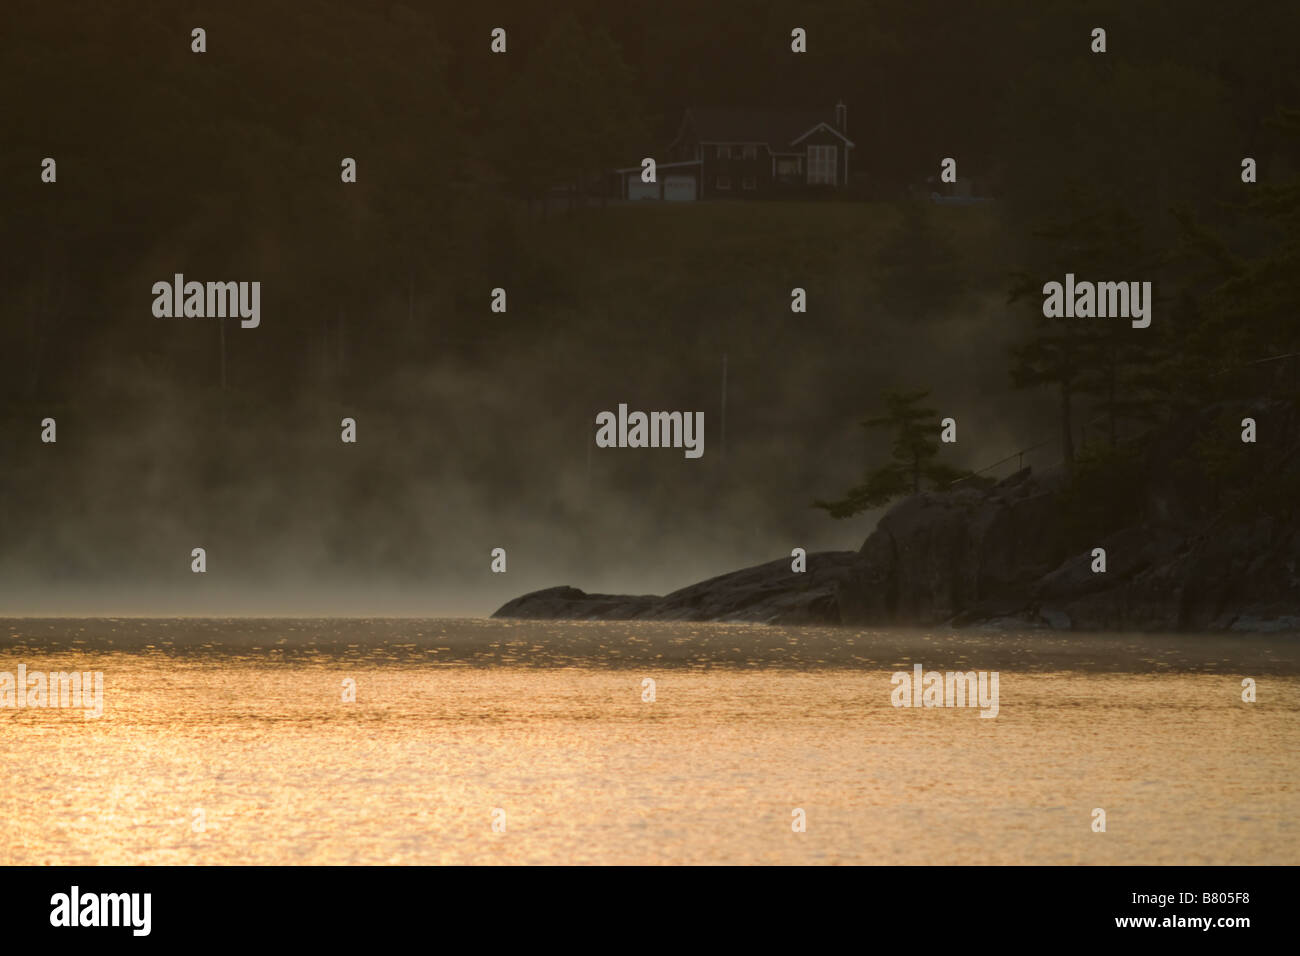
[{"left": 678, "top": 108, "right": 855, "bottom": 150}]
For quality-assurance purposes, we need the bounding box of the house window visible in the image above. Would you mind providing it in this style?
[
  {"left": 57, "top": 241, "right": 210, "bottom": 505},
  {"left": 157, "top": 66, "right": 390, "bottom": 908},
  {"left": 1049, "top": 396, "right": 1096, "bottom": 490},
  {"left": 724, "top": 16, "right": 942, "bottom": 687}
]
[
  {"left": 732, "top": 145, "right": 745, "bottom": 159},
  {"left": 716, "top": 175, "right": 731, "bottom": 190},
  {"left": 742, "top": 144, "right": 757, "bottom": 160},
  {"left": 776, "top": 157, "right": 800, "bottom": 176},
  {"left": 807, "top": 145, "right": 838, "bottom": 185},
  {"left": 742, "top": 176, "right": 757, "bottom": 190},
  {"left": 715, "top": 145, "right": 727, "bottom": 159}
]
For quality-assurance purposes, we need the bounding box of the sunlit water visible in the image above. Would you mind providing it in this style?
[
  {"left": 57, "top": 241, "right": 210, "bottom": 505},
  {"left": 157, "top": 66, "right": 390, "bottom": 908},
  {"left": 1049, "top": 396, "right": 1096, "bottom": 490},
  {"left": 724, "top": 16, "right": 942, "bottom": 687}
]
[{"left": 2, "top": 618, "right": 1296, "bottom": 865}]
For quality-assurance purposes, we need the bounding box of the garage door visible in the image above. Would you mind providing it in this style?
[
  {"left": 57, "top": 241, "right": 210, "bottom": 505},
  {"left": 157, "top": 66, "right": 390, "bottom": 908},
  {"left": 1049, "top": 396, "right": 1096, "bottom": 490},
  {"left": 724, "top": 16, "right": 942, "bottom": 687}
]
[
  {"left": 627, "top": 176, "right": 660, "bottom": 200},
  {"left": 663, "top": 175, "right": 697, "bottom": 201}
]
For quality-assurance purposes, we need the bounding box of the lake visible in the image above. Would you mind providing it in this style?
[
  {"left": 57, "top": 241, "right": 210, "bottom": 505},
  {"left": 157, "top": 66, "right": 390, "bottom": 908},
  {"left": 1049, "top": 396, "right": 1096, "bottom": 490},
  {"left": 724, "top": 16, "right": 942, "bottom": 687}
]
[{"left": 2, "top": 618, "right": 1296, "bottom": 865}]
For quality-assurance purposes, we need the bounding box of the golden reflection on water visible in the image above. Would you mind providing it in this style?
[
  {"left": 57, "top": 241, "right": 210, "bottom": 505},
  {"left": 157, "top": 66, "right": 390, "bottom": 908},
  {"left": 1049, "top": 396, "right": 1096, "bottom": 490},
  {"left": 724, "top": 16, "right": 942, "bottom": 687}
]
[{"left": 1, "top": 620, "right": 1297, "bottom": 865}]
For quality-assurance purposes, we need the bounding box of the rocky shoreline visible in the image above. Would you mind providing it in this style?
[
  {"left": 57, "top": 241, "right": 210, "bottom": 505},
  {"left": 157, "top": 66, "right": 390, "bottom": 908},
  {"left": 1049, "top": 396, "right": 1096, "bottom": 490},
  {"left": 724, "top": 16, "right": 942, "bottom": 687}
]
[
  {"left": 495, "top": 405, "right": 1300, "bottom": 633},
  {"left": 492, "top": 550, "right": 862, "bottom": 625}
]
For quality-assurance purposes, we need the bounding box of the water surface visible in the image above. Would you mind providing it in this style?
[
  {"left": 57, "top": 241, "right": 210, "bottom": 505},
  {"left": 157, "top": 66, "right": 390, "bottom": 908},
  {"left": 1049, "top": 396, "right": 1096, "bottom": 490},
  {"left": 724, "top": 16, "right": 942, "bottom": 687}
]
[{"left": 2, "top": 619, "right": 1296, "bottom": 864}]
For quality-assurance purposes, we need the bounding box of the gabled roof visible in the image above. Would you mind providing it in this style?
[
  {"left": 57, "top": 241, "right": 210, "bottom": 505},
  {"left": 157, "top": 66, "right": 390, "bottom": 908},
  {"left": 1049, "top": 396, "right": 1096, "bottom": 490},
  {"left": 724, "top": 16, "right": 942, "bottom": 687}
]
[
  {"left": 676, "top": 108, "right": 855, "bottom": 151},
  {"left": 790, "top": 121, "right": 856, "bottom": 148}
]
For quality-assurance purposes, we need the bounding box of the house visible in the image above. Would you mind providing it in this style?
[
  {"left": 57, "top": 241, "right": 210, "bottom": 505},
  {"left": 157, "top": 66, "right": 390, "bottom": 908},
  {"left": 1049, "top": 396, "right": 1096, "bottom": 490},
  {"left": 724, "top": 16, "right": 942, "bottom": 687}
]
[{"left": 615, "top": 102, "right": 856, "bottom": 201}]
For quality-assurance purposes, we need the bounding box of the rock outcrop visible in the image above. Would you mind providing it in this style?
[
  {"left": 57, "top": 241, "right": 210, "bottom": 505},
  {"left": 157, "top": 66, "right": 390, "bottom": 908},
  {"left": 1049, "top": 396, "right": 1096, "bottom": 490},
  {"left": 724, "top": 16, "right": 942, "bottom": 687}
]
[
  {"left": 493, "top": 552, "right": 861, "bottom": 624},
  {"left": 495, "top": 402, "right": 1300, "bottom": 633}
]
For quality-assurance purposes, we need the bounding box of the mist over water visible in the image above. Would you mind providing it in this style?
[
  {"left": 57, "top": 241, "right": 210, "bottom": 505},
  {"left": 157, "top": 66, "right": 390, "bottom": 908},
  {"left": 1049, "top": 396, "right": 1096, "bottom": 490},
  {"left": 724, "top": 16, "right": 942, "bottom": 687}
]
[
  {"left": 2, "top": 4, "right": 1297, "bottom": 621},
  {"left": 0, "top": 282, "right": 1044, "bottom": 618},
  {"left": 0, "top": 283, "right": 1038, "bottom": 618},
  {"left": 3, "top": 147, "right": 1043, "bottom": 618}
]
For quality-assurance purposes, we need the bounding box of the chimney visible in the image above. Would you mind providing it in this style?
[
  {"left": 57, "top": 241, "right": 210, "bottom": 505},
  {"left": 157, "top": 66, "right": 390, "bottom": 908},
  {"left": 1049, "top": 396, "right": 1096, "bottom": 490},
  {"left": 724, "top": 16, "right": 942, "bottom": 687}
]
[{"left": 835, "top": 101, "right": 847, "bottom": 134}]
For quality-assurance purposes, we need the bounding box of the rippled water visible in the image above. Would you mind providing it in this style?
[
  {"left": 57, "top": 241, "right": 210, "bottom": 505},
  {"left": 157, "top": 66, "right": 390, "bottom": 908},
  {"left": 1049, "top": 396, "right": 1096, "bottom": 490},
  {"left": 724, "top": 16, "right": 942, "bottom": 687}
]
[{"left": 2, "top": 619, "right": 1296, "bottom": 864}]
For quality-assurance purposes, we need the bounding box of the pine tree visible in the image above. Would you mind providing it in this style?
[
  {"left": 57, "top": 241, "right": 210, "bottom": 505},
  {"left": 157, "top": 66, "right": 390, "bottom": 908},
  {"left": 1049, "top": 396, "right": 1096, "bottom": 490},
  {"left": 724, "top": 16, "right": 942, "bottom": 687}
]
[
  {"left": 814, "top": 389, "right": 970, "bottom": 518},
  {"left": 1008, "top": 186, "right": 1163, "bottom": 465},
  {"left": 1171, "top": 107, "right": 1300, "bottom": 397}
]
